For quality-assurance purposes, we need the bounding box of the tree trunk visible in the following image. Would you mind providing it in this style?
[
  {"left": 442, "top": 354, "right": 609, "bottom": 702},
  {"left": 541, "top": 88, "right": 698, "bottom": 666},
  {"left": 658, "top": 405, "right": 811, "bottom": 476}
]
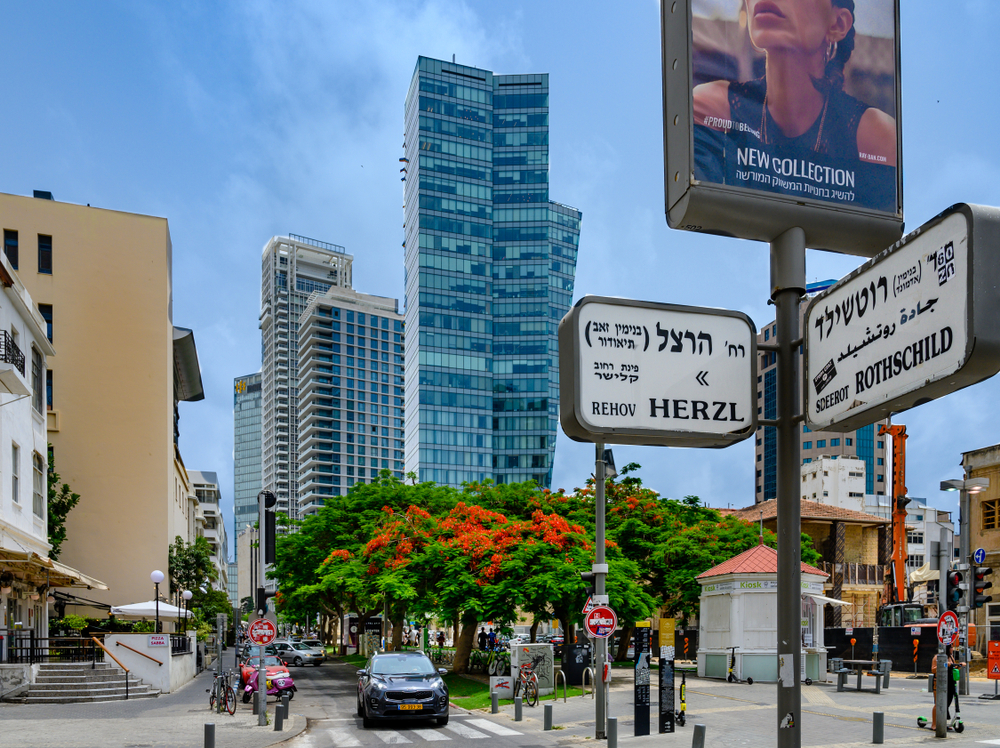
[
  {"left": 614, "top": 625, "right": 634, "bottom": 662},
  {"left": 391, "top": 618, "right": 404, "bottom": 651},
  {"left": 451, "top": 618, "right": 478, "bottom": 674},
  {"left": 529, "top": 619, "right": 539, "bottom": 643},
  {"left": 452, "top": 617, "right": 460, "bottom": 648}
]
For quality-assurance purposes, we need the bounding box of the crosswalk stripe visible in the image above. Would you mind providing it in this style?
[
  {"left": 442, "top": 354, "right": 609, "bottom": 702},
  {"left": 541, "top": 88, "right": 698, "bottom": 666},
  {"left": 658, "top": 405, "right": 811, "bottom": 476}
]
[
  {"left": 442, "top": 723, "right": 489, "bottom": 739},
  {"left": 374, "top": 730, "right": 413, "bottom": 744},
  {"left": 410, "top": 729, "right": 451, "bottom": 741},
  {"left": 464, "top": 719, "right": 522, "bottom": 736},
  {"left": 327, "top": 727, "right": 363, "bottom": 747}
]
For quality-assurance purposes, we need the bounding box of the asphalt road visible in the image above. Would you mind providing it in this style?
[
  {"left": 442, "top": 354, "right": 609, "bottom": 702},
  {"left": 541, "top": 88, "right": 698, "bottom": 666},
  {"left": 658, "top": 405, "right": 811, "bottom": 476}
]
[{"left": 285, "top": 659, "right": 550, "bottom": 748}]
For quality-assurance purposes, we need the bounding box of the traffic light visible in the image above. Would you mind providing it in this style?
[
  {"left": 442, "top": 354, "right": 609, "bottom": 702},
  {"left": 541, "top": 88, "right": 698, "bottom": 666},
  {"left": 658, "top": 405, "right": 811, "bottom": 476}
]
[
  {"left": 947, "top": 570, "right": 965, "bottom": 612},
  {"left": 973, "top": 567, "right": 993, "bottom": 609},
  {"left": 580, "top": 571, "right": 596, "bottom": 597},
  {"left": 255, "top": 586, "right": 277, "bottom": 617}
]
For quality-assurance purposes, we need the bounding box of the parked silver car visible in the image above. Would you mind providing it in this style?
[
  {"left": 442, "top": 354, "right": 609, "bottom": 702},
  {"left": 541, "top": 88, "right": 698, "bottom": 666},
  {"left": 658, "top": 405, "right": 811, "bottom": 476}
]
[
  {"left": 299, "top": 639, "right": 327, "bottom": 662},
  {"left": 272, "top": 640, "right": 323, "bottom": 666}
]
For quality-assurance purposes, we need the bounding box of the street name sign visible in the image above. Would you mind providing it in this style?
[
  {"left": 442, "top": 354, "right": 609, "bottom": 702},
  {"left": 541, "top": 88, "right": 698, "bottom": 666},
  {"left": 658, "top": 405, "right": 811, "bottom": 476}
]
[
  {"left": 937, "top": 611, "right": 960, "bottom": 647},
  {"left": 585, "top": 606, "right": 618, "bottom": 639},
  {"left": 805, "top": 204, "right": 1000, "bottom": 432},
  {"left": 559, "top": 296, "right": 756, "bottom": 447}
]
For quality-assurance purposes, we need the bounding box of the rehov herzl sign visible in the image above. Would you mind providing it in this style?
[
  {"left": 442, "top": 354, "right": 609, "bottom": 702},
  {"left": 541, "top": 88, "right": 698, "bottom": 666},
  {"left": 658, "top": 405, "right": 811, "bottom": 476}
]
[
  {"left": 559, "top": 296, "right": 756, "bottom": 447},
  {"left": 805, "top": 203, "right": 1000, "bottom": 431}
]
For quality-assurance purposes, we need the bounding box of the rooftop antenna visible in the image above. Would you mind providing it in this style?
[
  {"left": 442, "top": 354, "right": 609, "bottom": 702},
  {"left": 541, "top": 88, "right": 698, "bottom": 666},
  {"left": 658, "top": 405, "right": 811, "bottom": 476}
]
[{"left": 452, "top": 54, "right": 456, "bottom": 63}]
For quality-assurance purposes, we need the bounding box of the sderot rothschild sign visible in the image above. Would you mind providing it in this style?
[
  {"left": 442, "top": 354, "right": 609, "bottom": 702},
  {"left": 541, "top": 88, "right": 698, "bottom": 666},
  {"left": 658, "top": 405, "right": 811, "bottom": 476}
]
[
  {"left": 559, "top": 297, "right": 756, "bottom": 448},
  {"left": 805, "top": 204, "right": 1000, "bottom": 431}
]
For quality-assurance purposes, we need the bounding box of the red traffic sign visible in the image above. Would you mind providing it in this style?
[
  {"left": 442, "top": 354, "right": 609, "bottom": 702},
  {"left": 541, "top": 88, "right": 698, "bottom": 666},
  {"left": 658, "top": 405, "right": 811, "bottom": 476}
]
[
  {"left": 585, "top": 606, "right": 618, "bottom": 639},
  {"left": 248, "top": 618, "right": 277, "bottom": 646},
  {"left": 988, "top": 641, "right": 1000, "bottom": 681},
  {"left": 937, "top": 611, "right": 960, "bottom": 647}
]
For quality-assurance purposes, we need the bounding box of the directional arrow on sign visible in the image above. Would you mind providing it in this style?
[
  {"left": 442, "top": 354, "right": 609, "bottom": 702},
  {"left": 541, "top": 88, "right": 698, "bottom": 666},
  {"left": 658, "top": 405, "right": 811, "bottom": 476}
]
[{"left": 696, "top": 371, "right": 709, "bottom": 386}]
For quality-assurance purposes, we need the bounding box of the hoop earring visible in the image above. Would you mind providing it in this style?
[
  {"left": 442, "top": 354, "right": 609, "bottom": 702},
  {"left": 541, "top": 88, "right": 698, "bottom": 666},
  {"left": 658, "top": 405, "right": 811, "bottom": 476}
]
[{"left": 826, "top": 41, "right": 838, "bottom": 63}]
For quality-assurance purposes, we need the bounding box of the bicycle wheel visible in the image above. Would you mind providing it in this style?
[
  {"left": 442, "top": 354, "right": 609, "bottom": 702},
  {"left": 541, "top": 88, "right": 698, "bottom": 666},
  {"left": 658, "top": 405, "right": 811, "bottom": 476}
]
[
  {"left": 209, "top": 684, "right": 218, "bottom": 710},
  {"left": 525, "top": 680, "right": 538, "bottom": 707},
  {"left": 513, "top": 678, "right": 521, "bottom": 698},
  {"left": 489, "top": 657, "right": 501, "bottom": 676},
  {"left": 225, "top": 686, "right": 237, "bottom": 715}
]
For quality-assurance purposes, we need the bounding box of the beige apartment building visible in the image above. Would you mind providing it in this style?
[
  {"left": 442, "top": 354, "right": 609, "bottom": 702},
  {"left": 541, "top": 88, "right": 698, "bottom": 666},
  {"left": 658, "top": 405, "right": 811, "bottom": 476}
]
[{"left": 0, "top": 191, "right": 203, "bottom": 615}]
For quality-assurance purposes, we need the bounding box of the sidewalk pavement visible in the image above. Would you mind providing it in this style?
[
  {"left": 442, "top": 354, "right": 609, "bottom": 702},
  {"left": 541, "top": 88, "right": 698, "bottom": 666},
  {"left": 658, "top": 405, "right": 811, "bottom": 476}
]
[
  {"left": 483, "top": 671, "right": 1000, "bottom": 746},
  {"left": 0, "top": 668, "right": 306, "bottom": 748}
]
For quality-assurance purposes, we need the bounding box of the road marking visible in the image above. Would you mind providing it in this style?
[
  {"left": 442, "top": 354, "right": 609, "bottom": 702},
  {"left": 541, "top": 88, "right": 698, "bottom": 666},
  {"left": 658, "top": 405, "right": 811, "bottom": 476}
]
[
  {"left": 977, "top": 741, "right": 1000, "bottom": 745},
  {"left": 464, "top": 718, "right": 522, "bottom": 736},
  {"left": 374, "top": 730, "right": 412, "bottom": 744},
  {"left": 442, "top": 722, "right": 490, "bottom": 739},
  {"left": 327, "top": 728, "right": 363, "bottom": 747},
  {"left": 409, "top": 729, "right": 451, "bottom": 741}
]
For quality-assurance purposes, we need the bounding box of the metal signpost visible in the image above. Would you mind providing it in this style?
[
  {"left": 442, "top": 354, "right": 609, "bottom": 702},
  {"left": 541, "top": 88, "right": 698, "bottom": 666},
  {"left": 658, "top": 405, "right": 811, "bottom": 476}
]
[{"left": 805, "top": 204, "right": 1000, "bottom": 432}]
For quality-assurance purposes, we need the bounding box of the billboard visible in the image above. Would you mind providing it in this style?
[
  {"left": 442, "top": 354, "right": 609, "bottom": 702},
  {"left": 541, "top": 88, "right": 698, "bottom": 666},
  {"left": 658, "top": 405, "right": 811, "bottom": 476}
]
[{"left": 662, "top": 0, "right": 903, "bottom": 255}]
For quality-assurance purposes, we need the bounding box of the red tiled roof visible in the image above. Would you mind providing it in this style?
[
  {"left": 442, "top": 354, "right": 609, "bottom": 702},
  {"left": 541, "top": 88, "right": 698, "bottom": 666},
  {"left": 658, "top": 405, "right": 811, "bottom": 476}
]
[
  {"left": 696, "top": 542, "right": 829, "bottom": 580},
  {"left": 728, "top": 499, "right": 888, "bottom": 525}
]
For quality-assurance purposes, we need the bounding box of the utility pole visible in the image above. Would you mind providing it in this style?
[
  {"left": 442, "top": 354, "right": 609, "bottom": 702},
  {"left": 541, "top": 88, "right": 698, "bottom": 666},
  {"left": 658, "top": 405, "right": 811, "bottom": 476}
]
[{"left": 594, "top": 442, "right": 608, "bottom": 740}]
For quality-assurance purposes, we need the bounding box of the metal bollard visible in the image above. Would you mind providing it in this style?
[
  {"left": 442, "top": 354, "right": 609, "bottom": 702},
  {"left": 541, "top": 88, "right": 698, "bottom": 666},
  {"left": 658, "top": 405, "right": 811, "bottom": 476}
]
[
  {"left": 491, "top": 691, "right": 499, "bottom": 714},
  {"left": 282, "top": 693, "right": 290, "bottom": 721},
  {"left": 204, "top": 723, "right": 215, "bottom": 748},
  {"left": 872, "top": 712, "right": 884, "bottom": 744},
  {"left": 514, "top": 696, "right": 523, "bottom": 721},
  {"left": 252, "top": 691, "right": 259, "bottom": 715},
  {"left": 692, "top": 724, "right": 707, "bottom": 748},
  {"left": 608, "top": 716, "right": 618, "bottom": 748},
  {"left": 274, "top": 702, "right": 284, "bottom": 731},
  {"left": 544, "top": 703, "right": 553, "bottom": 730}
]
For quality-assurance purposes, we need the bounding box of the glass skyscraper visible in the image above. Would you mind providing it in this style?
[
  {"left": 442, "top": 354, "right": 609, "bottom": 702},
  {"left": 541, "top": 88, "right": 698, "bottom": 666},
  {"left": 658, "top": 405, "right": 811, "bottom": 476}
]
[
  {"left": 233, "top": 371, "right": 262, "bottom": 534},
  {"left": 403, "top": 56, "right": 581, "bottom": 487}
]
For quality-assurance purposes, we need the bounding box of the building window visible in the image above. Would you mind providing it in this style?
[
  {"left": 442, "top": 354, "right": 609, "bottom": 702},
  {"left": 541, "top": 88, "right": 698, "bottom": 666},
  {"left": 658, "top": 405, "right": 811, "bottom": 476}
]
[
  {"left": 11, "top": 443, "right": 19, "bottom": 504},
  {"left": 845, "top": 438, "right": 853, "bottom": 446},
  {"left": 46, "top": 369, "right": 53, "bottom": 410},
  {"left": 877, "top": 474, "right": 884, "bottom": 482},
  {"left": 31, "top": 347, "right": 42, "bottom": 413},
  {"left": 803, "top": 441, "right": 812, "bottom": 449},
  {"left": 907, "top": 531, "right": 924, "bottom": 544},
  {"left": 877, "top": 457, "right": 884, "bottom": 465},
  {"left": 32, "top": 452, "right": 44, "bottom": 518},
  {"left": 984, "top": 499, "right": 999, "bottom": 531},
  {"left": 816, "top": 440, "right": 826, "bottom": 448},
  {"left": 3, "top": 229, "right": 17, "bottom": 269},
  {"left": 38, "top": 235, "right": 52, "bottom": 274},
  {"left": 830, "top": 439, "right": 840, "bottom": 446},
  {"left": 38, "top": 304, "right": 52, "bottom": 342}
]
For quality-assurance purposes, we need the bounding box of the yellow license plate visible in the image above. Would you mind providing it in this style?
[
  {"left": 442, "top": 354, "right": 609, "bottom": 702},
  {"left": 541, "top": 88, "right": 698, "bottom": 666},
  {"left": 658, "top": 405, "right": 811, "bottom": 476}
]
[{"left": 398, "top": 704, "right": 422, "bottom": 711}]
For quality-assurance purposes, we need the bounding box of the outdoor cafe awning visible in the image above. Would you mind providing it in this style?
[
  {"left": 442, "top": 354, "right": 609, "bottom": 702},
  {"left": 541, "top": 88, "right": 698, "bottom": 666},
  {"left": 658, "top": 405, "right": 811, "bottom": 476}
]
[
  {"left": 110, "top": 601, "right": 192, "bottom": 620},
  {"left": 0, "top": 548, "right": 109, "bottom": 591},
  {"left": 803, "top": 592, "right": 853, "bottom": 607}
]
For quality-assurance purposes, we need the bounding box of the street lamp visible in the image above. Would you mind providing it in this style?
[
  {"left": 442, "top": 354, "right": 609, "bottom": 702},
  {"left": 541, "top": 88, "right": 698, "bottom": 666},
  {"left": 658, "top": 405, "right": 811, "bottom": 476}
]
[
  {"left": 940, "top": 477, "right": 990, "bottom": 695},
  {"left": 150, "top": 570, "right": 165, "bottom": 634},
  {"left": 182, "top": 589, "right": 193, "bottom": 630}
]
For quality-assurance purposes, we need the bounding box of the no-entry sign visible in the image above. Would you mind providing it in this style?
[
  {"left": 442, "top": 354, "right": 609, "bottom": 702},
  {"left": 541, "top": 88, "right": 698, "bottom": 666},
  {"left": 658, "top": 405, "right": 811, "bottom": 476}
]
[
  {"left": 248, "top": 617, "right": 277, "bottom": 646},
  {"left": 585, "top": 606, "right": 618, "bottom": 639},
  {"left": 937, "top": 611, "right": 960, "bottom": 647}
]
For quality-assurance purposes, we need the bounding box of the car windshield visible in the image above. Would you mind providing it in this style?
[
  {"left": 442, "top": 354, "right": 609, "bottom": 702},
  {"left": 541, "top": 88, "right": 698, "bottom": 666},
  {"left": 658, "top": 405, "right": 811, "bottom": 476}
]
[
  {"left": 291, "top": 643, "right": 312, "bottom": 651},
  {"left": 371, "top": 655, "right": 436, "bottom": 676},
  {"left": 302, "top": 640, "right": 321, "bottom": 647},
  {"left": 246, "top": 656, "right": 284, "bottom": 668}
]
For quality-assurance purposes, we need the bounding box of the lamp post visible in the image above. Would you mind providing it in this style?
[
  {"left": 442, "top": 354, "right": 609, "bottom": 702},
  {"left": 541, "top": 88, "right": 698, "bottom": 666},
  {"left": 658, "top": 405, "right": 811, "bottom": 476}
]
[
  {"left": 941, "top": 477, "right": 990, "bottom": 695},
  {"left": 182, "top": 590, "right": 193, "bottom": 631},
  {"left": 150, "top": 570, "right": 165, "bottom": 634}
]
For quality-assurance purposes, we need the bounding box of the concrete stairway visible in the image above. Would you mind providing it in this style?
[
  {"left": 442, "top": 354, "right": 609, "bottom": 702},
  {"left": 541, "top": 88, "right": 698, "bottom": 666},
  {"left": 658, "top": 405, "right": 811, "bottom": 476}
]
[{"left": 24, "top": 662, "right": 159, "bottom": 703}]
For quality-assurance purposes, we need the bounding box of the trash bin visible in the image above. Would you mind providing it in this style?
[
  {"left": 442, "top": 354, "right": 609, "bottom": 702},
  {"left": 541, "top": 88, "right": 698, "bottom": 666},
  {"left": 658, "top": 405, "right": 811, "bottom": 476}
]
[
  {"left": 879, "top": 659, "right": 891, "bottom": 688},
  {"left": 561, "top": 643, "right": 592, "bottom": 686}
]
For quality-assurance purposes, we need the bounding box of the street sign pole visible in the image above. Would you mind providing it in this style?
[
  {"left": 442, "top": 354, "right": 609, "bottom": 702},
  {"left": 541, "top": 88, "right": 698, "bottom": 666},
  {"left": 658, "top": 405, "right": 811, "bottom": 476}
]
[
  {"left": 258, "top": 490, "right": 267, "bottom": 727},
  {"left": 960, "top": 487, "right": 971, "bottom": 695},
  {"left": 771, "top": 227, "right": 805, "bottom": 748},
  {"left": 594, "top": 442, "right": 607, "bottom": 740}
]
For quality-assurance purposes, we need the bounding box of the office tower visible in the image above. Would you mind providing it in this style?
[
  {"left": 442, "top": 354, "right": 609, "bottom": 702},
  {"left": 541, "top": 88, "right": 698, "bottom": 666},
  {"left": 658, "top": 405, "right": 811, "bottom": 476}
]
[
  {"left": 403, "top": 56, "right": 581, "bottom": 487},
  {"left": 233, "top": 372, "right": 262, "bottom": 535},
  {"left": 754, "top": 299, "right": 888, "bottom": 503},
  {"left": 0, "top": 190, "right": 204, "bottom": 613},
  {"left": 260, "top": 235, "right": 352, "bottom": 521},
  {"left": 297, "top": 288, "right": 404, "bottom": 516}
]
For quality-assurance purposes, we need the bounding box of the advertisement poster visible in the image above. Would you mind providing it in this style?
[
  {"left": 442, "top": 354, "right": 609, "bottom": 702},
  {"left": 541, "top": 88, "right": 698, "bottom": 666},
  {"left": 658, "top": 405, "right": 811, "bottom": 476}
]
[{"left": 691, "top": 0, "right": 898, "bottom": 214}]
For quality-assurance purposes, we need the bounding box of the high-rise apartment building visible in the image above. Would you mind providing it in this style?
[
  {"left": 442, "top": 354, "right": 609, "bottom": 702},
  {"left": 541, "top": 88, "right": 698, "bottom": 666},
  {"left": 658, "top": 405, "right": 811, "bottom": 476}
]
[
  {"left": 260, "top": 235, "right": 352, "bottom": 520},
  {"left": 297, "top": 287, "right": 404, "bottom": 515},
  {"left": 403, "top": 56, "right": 581, "bottom": 487},
  {"left": 233, "top": 372, "right": 262, "bottom": 534},
  {"left": 188, "top": 470, "right": 229, "bottom": 593},
  {"left": 754, "top": 300, "right": 888, "bottom": 502}
]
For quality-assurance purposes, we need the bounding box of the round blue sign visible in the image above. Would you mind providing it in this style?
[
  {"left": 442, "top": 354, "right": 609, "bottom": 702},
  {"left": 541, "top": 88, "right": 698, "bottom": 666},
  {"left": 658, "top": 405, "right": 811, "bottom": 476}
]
[{"left": 974, "top": 548, "right": 987, "bottom": 565}]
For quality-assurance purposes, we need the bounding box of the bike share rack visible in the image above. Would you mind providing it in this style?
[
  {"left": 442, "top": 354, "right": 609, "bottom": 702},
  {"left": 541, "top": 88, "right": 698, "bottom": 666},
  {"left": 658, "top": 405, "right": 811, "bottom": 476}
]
[
  {"left": 554, "top": 668, "right": 567, "bottom": 702},
  {"left": 582, "top": 667, "right": 595, "bottom": 698}
]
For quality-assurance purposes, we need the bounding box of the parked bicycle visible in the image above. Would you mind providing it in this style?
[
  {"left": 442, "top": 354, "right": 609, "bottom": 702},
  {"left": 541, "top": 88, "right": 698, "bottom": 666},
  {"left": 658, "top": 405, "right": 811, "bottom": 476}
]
[
  {"left": 208, "top": 668, "right": 237, "bottom": 715},
  {"left": 513, "top": 661, "right": 539, "bottom": 707}
]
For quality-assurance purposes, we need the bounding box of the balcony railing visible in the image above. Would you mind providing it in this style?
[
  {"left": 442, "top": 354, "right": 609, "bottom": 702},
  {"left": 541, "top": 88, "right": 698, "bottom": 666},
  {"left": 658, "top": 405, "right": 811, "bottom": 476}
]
[
  {"left": 0, "top": 330, "right": 25, "bottom": 376},
  {"left": 819, "top": 562, "right": 885, "bottom": 586}
]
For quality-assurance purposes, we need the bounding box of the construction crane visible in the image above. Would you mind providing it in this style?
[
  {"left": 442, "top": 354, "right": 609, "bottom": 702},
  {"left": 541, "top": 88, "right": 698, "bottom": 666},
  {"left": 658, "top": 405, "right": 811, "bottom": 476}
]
[{"left": 878, "top": 424, "right": 910, "bottom": 604}]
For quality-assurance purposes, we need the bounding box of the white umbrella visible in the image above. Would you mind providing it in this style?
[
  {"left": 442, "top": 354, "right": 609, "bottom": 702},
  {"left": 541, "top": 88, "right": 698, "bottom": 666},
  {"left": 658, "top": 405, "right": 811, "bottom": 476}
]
[{"left": 110, "top": 600, "right": 192, "bottom": 620}]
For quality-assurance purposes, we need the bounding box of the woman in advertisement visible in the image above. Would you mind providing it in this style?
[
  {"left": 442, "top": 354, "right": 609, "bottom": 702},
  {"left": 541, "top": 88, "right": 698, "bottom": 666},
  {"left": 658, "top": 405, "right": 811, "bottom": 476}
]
[{"left": 693, "top": 0, "right": 897, "bottom": 212}]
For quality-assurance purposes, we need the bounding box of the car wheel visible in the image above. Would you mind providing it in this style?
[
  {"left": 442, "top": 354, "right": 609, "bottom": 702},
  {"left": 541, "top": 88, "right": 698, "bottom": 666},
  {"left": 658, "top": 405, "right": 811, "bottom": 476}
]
[
  {"left": 294, "top": 657, "right": 303, "bottom": 667},
  {"left": 357, "top": 695, "right": 364, "bottom": 717},
  {"left": 362, "top": 709, "right": 375, "bottom": 729},
  {"left": 436, "top": 715, "right": 449, "bottom": 726},
  {"left": 242, "top": 691, "right": 251, "bottom": 704}
]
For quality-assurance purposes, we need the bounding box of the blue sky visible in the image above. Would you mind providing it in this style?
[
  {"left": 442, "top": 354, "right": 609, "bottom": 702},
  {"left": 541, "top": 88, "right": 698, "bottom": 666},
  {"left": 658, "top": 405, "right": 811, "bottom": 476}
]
[{"left": 4, "top": 1, "right": 999, "bottom": 544}]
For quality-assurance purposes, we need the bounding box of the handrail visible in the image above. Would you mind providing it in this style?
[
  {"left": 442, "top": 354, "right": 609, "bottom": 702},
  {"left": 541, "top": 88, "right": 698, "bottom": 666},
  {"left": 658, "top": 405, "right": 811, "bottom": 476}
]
[
  {"left": 92, "top": 637, "right": 129, "bottom": 701},
  {"left": 115, "top": 641, "right": 163, "bottom": 666}
]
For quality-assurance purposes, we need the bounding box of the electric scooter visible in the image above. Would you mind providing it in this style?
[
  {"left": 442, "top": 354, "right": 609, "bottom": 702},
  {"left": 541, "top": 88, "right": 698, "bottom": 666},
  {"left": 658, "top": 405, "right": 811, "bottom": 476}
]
[
  {"left": 916, "top": 664, "right": 964, "bottom": 733},
  {"left": 727, "top": 647, "right": 753, "bottom": 685},
  {"left": 675, "top": 669, "right": 687, "bottom": 726}
]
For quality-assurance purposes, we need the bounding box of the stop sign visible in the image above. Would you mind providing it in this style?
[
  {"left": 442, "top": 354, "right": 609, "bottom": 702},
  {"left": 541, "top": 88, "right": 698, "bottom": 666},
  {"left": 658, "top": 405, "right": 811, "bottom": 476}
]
[
  {"left": 585, "top": 606, "right": 618, "bottom": 639},
  {"left": 248, "top": 618, "right": 277, "bottom": 646}
]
